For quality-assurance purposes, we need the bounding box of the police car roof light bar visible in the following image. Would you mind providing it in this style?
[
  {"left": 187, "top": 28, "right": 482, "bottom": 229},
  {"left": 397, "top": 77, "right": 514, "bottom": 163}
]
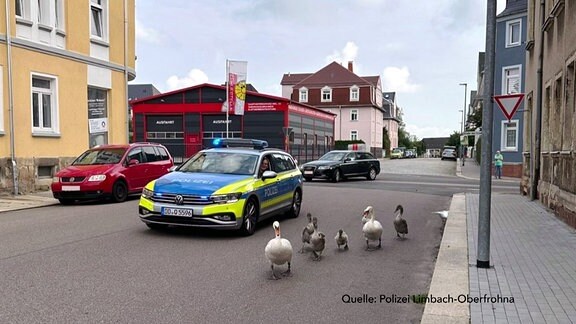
[{"left": 211, "top": 138, "right": 268, "bottom": 150}]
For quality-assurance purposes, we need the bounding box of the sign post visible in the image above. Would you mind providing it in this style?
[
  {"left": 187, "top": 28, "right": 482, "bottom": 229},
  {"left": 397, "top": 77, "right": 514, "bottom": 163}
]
[{"left": 494, "top": 93, "right": 525, "bottom": 121}]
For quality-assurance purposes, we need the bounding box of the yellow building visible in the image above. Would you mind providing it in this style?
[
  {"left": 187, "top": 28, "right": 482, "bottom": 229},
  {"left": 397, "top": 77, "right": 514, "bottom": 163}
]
[{"left": 0, "top": 0, "right": 135, "bottom": 194}]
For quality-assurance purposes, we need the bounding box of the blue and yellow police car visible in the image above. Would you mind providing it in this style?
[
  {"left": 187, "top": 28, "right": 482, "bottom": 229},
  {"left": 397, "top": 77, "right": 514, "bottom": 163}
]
[{"left": 138, "top": 139, "right": 303, "bottom": 236}]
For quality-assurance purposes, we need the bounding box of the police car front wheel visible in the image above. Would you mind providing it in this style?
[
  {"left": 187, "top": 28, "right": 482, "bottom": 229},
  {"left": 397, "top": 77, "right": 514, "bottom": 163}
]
[{"left": 239, "top": 198, "right": 258, "bottom": 236}]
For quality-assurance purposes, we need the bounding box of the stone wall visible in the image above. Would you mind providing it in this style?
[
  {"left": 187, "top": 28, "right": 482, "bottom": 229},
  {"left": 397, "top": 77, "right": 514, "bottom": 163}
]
[
  {"left": 539, "top": 153, "right": 576, "bottom": 229},
  {"left": 0, "top": 157, "right": 76, "bottom": 194}
]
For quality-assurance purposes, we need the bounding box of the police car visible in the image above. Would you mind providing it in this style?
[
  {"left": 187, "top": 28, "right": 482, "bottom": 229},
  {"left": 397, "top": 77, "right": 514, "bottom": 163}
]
[{"left": 138, "top": 139, "right": 303, "bottom": 235}]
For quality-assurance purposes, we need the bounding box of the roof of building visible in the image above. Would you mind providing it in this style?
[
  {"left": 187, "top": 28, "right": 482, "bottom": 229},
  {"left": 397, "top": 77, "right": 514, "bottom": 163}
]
[
  {"left": 280, "top": 73, "right": 313, "bottom": 86},
  {"left": 128, "top": 84, "right": 161, "bottom": 102},
  {"left": 422, "top": 137, "right": 451, "bottom": 149},
  {"left": 497, "top": 0, "right": 527, "bottom": 18},
  {"left": 128, "top": 83, "right": 336, "bottom": 117},
  {"left": 281, "top": 61, "right": 379, "bottom": 88}
]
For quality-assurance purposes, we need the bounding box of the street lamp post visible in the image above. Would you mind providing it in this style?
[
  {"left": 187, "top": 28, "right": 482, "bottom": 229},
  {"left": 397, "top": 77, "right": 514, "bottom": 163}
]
[{"left": 459, "top": 83, "right": 468, "bottom": 166}]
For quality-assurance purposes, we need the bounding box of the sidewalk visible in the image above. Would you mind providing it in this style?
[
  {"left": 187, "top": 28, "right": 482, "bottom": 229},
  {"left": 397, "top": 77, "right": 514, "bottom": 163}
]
[
  {"left": 0, "top": 190, "right": 59, "bottom": 213},
  {"left": 423, "top": 158, "right": 576, "bottom": 323}
]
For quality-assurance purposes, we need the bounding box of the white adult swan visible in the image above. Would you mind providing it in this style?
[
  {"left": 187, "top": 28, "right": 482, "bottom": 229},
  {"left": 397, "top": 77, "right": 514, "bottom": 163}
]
[
  {"left": 264, "top": 221, "right": 293, "bottom": 280},
  {"left": 362, "top": 206, "right": 383, "bottom": 250}
]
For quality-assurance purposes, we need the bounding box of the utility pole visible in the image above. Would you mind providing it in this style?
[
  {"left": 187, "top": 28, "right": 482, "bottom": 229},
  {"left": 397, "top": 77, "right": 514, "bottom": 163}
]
[
  {"left": 531, "top": 0, "right": 545, "bottom": 201},
  {"left": 459, "top": 83, "right": 468, "bottom": 166},
  {"left": 477, "top": 0, "right": 496, "bottom": 269}
]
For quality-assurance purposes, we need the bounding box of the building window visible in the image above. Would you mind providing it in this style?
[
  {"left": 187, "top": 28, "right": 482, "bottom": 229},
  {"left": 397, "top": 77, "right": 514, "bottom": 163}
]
[
  {"left": 90, "top": 0, "right": 106, "bottom": 40},
  {"left": 350, "top": 130, "right": 358, "bottom": 141},
  {"left": 55, "top": 0, "right": 64, "bottom": 30},
  {"left": 37, "top": 0, "right": 50, "bottom": 25},
  {"left": 350, "top": 86, "right": 359, "bottom": 101},
  {"left": 37, "top": 165, "right": 53, "bottom": 178},
  {"left": 321, "top": 86, "right": 332, "bottom": 102},
  {"left": 503, "top": 65, "right": 521, "bottom": 94},
  {"left": 32, "top": 74, "right": 59, "bottom": 134},
  {"left": 16, "top": 0, "right": 23, "bottom": 17},
  {"left": 350, "top": 109, "right": 358, "bottom": 121},
  {"left": 506, "top": 19, "right": 521, "bottom": 47},
  {"left": 299, "top": 88, "right": 308, "bottom": 103},
  {"left": 15, "top": 0, "right": 30, "bottom": 19},
  {"left": 501, "top": 120, "right": 518, "bottom": 151}
]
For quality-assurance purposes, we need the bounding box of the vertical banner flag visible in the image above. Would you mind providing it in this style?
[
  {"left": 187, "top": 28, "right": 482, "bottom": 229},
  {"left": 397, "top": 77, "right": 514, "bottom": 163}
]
[{"left": 227, "top": 60, "right": 248, "bottom": 115}]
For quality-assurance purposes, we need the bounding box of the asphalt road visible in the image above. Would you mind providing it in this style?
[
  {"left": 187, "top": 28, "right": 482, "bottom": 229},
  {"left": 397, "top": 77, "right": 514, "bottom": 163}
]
[{"left": 0, "top": 158, "right": 511, "bottom": 323}]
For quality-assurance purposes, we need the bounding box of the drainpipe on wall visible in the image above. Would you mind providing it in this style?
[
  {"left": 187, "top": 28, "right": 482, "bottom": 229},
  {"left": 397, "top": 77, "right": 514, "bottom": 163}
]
[
  {"left": 5, "top": 0, "right": 18, "bottom": 195},
  {"left": 124, "top": 0, "right": 130, "bottom": 143},
  {"left": 531, "top": 0, "right": 545, "bottom": 201}
]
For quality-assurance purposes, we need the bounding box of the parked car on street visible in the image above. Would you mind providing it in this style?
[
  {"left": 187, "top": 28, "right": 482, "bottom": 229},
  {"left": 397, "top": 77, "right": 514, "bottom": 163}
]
[
  {"left": 138, "top": 138, "right": 303, "bottom": 236},
  {"left": 404, "top": 149, "right": 417, "bottom": 158},
  {"left": 441, "top": 147, "right": 457, "bottom": 161},
  {"left": 390, "top": 148, "right": 404, "bottom": 159},
  {"left": 51, "top": 143, "right": 174, "bottom": 204},
  {"left": 300, "top": 150, "right": 380, "bottom": 182}
]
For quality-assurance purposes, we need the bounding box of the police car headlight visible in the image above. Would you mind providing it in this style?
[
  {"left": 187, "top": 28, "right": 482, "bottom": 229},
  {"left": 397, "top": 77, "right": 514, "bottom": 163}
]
[
  {"left": 210, "top": 193, "right": 242, "bottom": 204},
  {"left": 141, "top": 188, "right": 154, "bottom": 199},
  {"left": 88, "top": 175, "right": 106, "bottom": 182}
]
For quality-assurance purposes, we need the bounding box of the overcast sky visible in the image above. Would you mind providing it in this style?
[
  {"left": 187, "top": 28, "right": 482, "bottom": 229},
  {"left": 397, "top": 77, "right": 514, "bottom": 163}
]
[{"left": 131, "top": 0, "right": 506, "bottom": 140}]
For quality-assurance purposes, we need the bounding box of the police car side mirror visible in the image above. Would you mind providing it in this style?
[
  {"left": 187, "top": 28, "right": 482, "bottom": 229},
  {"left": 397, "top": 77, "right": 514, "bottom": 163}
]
[{"left": 261, "top": 170, "right": 277, "bottom": 180}]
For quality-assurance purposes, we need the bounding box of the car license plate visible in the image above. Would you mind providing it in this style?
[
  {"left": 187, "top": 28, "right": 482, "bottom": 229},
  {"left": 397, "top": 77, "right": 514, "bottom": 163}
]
[
  {"left": 162, "top": 207, "right": 194, "bottom": 217},
  {"left": 61, "top": 186, "right": 80, "bottom": 191},
  {"left": 304, "top": 170, "right": 313, "bottom": 175}
]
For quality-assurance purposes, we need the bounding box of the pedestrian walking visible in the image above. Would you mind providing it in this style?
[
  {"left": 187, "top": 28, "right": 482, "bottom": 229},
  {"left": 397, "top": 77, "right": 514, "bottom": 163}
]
[{"left": 494, "top": 150, "right": 503, "bottom": 179}]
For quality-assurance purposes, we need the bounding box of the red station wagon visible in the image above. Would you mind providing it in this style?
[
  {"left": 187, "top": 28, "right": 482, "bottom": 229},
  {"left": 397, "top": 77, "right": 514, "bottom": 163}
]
[{"left": 51, "top": 143, "right": 174, "bottom": 204}]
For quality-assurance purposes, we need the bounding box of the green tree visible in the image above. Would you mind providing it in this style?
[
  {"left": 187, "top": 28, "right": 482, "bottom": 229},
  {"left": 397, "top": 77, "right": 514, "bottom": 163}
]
[
  {"left": 467, "top": 107, "right": 482, "bottom": 131},
  {"left": 382, "top": 128, "right": 391, "bottom": 156},
  {"left": 446, "top": 131, "right": 461, "bottom": 147}
]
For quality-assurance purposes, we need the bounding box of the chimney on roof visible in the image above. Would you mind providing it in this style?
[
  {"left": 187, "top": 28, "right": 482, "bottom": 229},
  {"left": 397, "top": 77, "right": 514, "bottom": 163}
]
[{"left": 348, "top": 61, "right": 353, "bottom": 72}]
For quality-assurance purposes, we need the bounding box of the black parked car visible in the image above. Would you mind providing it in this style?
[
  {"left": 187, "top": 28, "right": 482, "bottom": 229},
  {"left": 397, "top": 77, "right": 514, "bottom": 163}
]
[{"left": 300, "top": 150, "right": 380, "bottom": 182}]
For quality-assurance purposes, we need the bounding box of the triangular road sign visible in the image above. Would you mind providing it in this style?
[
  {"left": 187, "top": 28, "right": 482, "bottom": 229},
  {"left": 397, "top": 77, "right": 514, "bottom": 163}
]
[{"left": 493, "top": 93, "right": 524, "bottom": 121}]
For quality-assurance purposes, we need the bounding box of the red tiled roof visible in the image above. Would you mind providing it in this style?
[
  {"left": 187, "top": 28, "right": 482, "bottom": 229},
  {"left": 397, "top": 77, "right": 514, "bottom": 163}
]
[
  {"left": 293, "top": 61, "right": 377, "bottom": 88},
  {"left": 280, "top": 73, "right": 313, "bottom": 85}
]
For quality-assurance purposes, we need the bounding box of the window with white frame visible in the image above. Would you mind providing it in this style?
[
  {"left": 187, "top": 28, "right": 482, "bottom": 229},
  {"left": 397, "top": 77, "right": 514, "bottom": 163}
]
[
  {"left": 31, "top": 74, "right": 59, "bottom": 134},
  {"left": 503, "top": 65, "right": 521, "bottom": 94},
  {"left": 350, "top": 130, "right": 358, "bottom": 141},
  {"left": 501, "top": 120, "right": 518, "bottom": 151},
  {"left": 321, "top": 86, "right": 332, "bottom": 102},
  {"left": 350, "top": 86, "right": 359, "bottom": 101},
  {"left": 506, "top": 19, "right": 521, "bottom": 47},
  {"left": 15, "top": 0, "right": 30, "bottom": 19},
  {"left": 299, "top": 87, "right": 308, "bottom": 103},
  {"left": 350, "top": 109, "right": 358, "bottom": 121},
  {"left": 55, "top": 0, "right": 64, "bottom": 30},
  {"left": 37, "top": 0, "right": 50, "bottom": 25},
  {"left": 90, "top": 0, "right": 107, "bottom": 40},
  {"left": 16, "top": 0, "right": 23, "bottom": 17}
]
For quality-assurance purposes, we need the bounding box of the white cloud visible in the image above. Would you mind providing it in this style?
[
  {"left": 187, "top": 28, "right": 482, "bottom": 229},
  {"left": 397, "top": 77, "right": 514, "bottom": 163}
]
[
  {"left": 382, "top": 67, "right": 420, "bottom": 93},
  {"left": 136, "top": 19, "right": 162, "bottom": 44},
  {"left": 325, "top": 42, "right": 359, "bottom": 65},
  {"left": 166, "top": 69, "right": 209, "bottom": 91},
  {"left": 405, "top": 124, "right": 454, "bottom": 140}
]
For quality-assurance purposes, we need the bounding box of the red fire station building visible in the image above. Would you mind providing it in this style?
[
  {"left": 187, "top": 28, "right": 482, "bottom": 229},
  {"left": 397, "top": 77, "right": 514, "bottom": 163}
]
[{"left": 130, "top": 83, "right": 336, "bottom": 163}]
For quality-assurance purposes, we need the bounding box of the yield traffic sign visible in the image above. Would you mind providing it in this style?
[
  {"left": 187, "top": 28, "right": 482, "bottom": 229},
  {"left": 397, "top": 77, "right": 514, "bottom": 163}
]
[{"left": 494, "top": 93, "right": 524, "bottom": 121}]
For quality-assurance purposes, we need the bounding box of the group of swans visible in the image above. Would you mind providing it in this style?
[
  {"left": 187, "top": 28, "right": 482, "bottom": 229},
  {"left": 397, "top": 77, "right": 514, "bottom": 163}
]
[{"left": 264, "top": 204, "right": 409, "bottom": 279}]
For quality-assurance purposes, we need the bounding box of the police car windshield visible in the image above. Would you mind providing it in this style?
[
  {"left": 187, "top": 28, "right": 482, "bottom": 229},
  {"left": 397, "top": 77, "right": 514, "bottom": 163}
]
[{"left": 178, "top": 152, "right": 259, "bottom": 175}]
